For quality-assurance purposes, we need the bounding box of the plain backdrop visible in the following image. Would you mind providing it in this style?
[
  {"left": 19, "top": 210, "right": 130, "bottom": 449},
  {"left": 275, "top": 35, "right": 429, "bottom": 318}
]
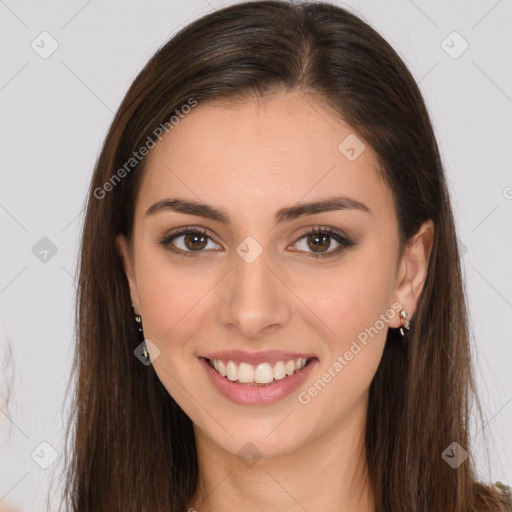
[{"left": 0, "top": 0, "right": 511, "bottom": 510}]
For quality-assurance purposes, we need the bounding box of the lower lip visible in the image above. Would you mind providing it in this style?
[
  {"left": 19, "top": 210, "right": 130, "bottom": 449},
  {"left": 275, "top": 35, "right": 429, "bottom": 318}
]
[{"left": 199, "top": 357, "right": 318, "bottom": 405}]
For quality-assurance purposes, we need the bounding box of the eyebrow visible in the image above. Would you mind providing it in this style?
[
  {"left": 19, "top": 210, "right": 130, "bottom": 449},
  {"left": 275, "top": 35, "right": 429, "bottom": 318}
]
[{"left": 145, "top": 196, "right": 371, "bottom": 225}]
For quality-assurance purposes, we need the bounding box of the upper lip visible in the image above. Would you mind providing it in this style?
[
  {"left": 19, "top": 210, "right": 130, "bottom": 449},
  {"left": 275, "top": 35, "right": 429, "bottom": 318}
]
[{"left": 200, "top": 350, "right": 317, "bottom": 365}]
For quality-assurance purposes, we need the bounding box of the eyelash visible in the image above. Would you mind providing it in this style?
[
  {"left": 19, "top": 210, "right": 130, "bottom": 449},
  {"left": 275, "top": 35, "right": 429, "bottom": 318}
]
[{"left": 158, "top": 225, "right": 355, "bottom": 258}]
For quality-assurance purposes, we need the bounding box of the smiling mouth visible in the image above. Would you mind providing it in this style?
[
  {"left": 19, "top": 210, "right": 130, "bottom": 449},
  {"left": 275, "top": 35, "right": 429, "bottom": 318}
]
[{"left": 205, "top": 357, "right": 315, "bottom": 386}]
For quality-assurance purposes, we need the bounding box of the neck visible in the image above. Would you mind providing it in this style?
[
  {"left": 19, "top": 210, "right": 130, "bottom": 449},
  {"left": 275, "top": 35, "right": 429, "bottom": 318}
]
[{"left": 187, "top": 399, "right": 375, "bottom": 512}]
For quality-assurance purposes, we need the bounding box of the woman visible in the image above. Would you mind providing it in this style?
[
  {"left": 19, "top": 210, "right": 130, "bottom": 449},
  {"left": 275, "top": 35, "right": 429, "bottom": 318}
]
[{"left": 58, "top": 1, "right": 512, "bottom": 510}]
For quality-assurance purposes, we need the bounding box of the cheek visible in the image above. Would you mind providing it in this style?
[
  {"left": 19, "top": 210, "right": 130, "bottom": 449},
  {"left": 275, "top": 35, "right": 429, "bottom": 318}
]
[
  {"left": 298, "top": 272, "right": 392, "bottom": 417},
  {"left": 135, "top": 256, "right": 218, "bottom": 350},
  {"left": 296, "top": 252, "right": 396, "bottom": 410},
  {"left": 305, "top": 253, "right": 396, "bottom": 344}
]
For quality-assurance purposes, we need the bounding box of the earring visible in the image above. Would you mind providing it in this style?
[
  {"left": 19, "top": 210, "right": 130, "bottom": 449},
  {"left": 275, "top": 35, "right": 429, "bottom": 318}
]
[
  {"left": 134, "top": 314, "right": 149, "bottom": 361},
  {"left": 399, "top": 308, "right": 410, "bottom": 338}
]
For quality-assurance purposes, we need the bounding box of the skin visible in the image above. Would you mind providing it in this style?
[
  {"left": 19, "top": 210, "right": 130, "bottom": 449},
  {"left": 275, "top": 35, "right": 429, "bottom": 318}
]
[{"left": 116, "top": 90, "right": 434, "bottom": 512}]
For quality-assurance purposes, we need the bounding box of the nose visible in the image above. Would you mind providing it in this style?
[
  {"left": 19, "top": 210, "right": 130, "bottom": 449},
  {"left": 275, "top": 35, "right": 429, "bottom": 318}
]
[{"left": 217, "top": 249, "right": 291, "bottom": 339}]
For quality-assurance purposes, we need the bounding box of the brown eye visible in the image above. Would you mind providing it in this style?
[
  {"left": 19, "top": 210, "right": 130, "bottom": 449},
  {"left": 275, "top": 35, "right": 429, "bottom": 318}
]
[
  {"left": 292, "top": 226, "right": 355, "bottom": 257},
  {"left": 159, "top": 225, "right": 355, "bottom": 258},
  {"left": 305, "top": 233, "right": 332, "bottom": 253},
  {"left": 182, "top": 232, "right": 208, "bottom": 251},
  {"left": 159, "top": 227, "right": 220, "bottom": 255}
]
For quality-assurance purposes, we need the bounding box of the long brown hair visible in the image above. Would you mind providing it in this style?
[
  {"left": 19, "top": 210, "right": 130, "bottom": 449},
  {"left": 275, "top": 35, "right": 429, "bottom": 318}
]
[{"left": 55, "top": 1, "right": 512, "bottom": 510}]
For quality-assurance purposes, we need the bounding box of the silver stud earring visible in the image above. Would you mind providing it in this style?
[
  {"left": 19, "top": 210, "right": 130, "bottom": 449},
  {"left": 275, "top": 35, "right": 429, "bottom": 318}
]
[
  {"left": 399, "top": 308, "right": 410, "bottom": 338},
  {"left": 134, "top": 314, "right": 142, "bottom": 332},
  {"left": 134, "top": 314, "right": 149, "bottom": 361}
]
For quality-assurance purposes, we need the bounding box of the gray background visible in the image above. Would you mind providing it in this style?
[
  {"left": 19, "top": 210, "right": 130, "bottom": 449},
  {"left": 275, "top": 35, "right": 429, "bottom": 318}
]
[{"left": 1, "top": 0, "right": 511, "bottom": 510}]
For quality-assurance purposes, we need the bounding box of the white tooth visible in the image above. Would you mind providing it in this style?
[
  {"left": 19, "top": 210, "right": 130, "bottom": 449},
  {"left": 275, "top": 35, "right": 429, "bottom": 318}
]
[
  {"left": 226, "top": 361, "right": 238, "bottom": 381},
  {"left": 217, "top": 360, "right": 227, "bottom": 377},
  {"left": 238, "top": 362, "right": 255, "bottom": 383},
  {"left": 273, "top": 361, "right": 286, "bottom": 380},
  {"left": 255, "top": 363, "right": 274, "bottom": 384},
  {"left": 216, "top": 358, "right": 307, "bottom": 382}
]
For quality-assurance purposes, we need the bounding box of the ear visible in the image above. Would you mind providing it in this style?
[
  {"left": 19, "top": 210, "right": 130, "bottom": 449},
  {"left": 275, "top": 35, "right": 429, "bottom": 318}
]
[
  {"left": 388, "top": 219, "right": 434, "bottom": 328},
  {"left": 115, "top": 234, "right": 141, "bottom": 314}
]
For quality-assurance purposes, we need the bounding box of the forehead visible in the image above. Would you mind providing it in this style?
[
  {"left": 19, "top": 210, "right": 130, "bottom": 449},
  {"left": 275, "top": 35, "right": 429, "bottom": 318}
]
[{"left": 137, "top": 91, "right": 394, "bottom": 225}]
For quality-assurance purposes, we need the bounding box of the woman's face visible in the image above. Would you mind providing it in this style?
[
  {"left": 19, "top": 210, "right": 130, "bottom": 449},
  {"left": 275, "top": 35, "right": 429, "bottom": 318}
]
[{"left": 117, "top": 91, "right": 432, "bottom": 459}]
